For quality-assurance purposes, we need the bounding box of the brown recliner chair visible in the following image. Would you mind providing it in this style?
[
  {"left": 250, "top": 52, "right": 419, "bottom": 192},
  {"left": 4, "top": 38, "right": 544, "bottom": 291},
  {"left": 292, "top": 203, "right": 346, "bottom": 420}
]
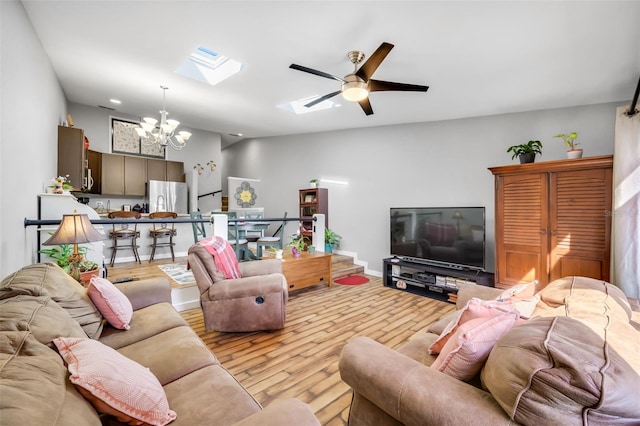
[{"left": 187, "top": 243, "right": 288, "bottom": 332}]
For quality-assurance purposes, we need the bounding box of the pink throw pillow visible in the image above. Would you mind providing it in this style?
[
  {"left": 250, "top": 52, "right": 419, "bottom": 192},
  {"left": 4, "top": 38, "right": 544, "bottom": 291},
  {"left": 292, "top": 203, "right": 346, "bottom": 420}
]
[
  {"left": 431, "top": 310, "right": 519, "bottom": 381},
  {"left": 87, "top": 276, "right": 133, "bottom": 330},
  {"left": 53, "top": 337, "right": 176, "bottom": 426},
  {"left": 484, "top": 295, "right": 540, "bottom": 319},
  {"left": 429, "top": 299, "right": 502, "bottom": 355}
]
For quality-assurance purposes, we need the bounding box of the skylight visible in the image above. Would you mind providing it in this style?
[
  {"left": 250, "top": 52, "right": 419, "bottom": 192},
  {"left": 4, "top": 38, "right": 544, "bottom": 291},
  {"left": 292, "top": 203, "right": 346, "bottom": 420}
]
[
  {"left": 277, "top": 96, "right": 341, "bottom": 115},
  {"left": 176, "top": 46, "right": 242, "bottom": 86}
]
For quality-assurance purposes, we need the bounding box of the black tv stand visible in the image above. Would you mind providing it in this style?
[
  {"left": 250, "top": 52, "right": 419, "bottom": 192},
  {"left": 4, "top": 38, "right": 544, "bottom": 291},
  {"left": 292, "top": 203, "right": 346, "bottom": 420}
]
[{"left": 383, "top": 257, "right": 494, "bottom": 304}]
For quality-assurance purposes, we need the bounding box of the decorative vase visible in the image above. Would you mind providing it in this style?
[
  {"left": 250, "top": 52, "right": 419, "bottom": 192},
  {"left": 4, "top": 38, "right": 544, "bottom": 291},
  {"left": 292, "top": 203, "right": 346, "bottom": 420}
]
[
  {"left": 567, "top": 149, "right": 583, "bottom": 159},
  {"left": 291, "top": 247, "right": 301, "bottom": 258},
  {"left": 53, "top": 184, "right": 64, "bottom": 194}
]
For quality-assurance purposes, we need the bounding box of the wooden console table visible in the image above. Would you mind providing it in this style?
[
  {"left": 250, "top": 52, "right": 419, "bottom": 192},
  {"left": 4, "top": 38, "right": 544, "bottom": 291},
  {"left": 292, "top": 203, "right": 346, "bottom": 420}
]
[{"left": 280, "top": 250, "right": 332, "bottom": 291}]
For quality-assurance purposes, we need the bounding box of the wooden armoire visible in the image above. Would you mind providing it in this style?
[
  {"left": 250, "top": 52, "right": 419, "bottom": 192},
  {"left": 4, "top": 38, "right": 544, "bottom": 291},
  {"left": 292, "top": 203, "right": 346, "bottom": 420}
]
[{"left": 489, "top": 155, "right": 613, "bottom": 289}]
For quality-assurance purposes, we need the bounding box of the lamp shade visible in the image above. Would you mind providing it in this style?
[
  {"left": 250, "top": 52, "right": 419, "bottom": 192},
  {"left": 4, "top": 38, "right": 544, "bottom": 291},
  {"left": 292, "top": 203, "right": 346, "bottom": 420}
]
[{"left": 43, "top": 213, "right": 104, "bottom": 246}]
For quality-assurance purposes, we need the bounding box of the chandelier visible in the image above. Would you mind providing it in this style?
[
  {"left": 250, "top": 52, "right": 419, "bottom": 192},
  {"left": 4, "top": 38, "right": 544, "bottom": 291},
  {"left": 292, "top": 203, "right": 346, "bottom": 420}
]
[{"left": 135, "top": 86, "right": 191, "bottom": 150}]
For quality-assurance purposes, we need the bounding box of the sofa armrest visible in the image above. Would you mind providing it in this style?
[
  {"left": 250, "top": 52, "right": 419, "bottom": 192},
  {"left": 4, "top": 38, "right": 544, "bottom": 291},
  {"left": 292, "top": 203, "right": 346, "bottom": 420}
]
[
  {"left": 339, "top": 336, "right": 511, "bottom": 426},
  {"left": 209, "top": 274, "right": 286, "bottom": 300},
  {"left": 456, "top": 282, "right": 503, "bottom": 309},
  {"left": 232, "top": 398, "right": 320, "bottom": 426},
  {"left": 239, "top": 259, "right": 282, "bottom": 277},
  {"left": 115, "top": 278, "right": 171, "bottom": 310}
]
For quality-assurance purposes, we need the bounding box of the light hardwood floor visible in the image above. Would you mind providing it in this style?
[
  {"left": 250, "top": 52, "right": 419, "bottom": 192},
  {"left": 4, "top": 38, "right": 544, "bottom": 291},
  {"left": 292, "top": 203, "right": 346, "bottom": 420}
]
[{"left": 107, "top": 258, "right": 455, "bottom": 425}]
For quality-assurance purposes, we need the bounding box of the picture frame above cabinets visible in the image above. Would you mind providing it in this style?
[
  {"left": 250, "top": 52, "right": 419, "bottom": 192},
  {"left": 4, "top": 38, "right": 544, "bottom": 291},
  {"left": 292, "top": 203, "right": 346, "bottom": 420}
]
[{"left": 111, "top": 117, "right": 165, "bottom": 159}]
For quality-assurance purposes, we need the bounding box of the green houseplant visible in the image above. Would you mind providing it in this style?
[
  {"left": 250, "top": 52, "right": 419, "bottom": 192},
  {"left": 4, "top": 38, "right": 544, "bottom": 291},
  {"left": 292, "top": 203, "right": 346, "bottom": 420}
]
[
  {"left": 553, "top": 131, "right": 582, "bottom": 158},
  {"left": 38, "top": 243, "right": 99, "bottom": 284},
  {"left": 324, "top": 228, "right": 342, "bottom": 254},
  {"left": 506, "top": 140, "right": 543, "bottom": 164}
]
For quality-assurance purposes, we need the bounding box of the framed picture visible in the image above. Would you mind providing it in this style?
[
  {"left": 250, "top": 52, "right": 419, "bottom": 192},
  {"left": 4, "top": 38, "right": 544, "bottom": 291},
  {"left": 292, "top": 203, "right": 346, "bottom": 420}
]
[
  {"left": 123, "top": 204, "right": 131, "bottom": 212},
  {"left": 304, "top": 194, "right": 314, "bottom": 203},
  {"left": 111, "top": 117, "right": 165, "bottom": 159}
]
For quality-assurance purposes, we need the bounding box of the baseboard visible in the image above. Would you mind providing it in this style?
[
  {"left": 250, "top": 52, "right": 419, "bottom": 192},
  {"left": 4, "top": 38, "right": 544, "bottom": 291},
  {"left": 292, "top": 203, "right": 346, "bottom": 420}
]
[{"left": 108, "top": 251, "right": 189, "bottom": 265}]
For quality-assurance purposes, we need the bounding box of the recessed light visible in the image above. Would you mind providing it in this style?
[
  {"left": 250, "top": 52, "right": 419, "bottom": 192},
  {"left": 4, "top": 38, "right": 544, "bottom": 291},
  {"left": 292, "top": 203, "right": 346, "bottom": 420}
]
[{"left": 110, "top": 99, "right": 121, "bottom": 104}]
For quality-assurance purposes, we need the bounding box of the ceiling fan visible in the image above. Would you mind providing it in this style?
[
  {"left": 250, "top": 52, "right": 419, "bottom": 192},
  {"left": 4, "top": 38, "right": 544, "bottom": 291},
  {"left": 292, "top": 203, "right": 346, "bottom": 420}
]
[{"left": 289, "top": 42, "right": 429, "bottom": 115}]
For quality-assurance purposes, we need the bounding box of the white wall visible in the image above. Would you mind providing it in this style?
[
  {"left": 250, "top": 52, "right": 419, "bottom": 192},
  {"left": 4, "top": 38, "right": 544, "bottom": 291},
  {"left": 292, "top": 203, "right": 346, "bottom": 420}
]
[
  {"left": 223, "top": 102, "right": 624, "bottom": 275},
  {"left": 1, "top": 0, "right": 68, "bottom": 277}
]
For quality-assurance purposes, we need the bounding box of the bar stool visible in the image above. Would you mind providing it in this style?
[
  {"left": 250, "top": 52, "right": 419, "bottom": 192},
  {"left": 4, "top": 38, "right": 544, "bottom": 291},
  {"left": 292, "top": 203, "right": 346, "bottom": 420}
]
[
  {"left": 148, "top": 211, "right": 178, "bottom": 262},
  {"left": 107, "top": 211, "right": 141, "bottom": 266}
]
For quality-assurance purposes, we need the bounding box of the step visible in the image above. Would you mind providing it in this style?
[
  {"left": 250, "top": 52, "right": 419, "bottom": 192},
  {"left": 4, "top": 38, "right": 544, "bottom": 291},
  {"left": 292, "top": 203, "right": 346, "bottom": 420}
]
[{"left": 330, "top": 253, "right": 364, "bottom": 280}]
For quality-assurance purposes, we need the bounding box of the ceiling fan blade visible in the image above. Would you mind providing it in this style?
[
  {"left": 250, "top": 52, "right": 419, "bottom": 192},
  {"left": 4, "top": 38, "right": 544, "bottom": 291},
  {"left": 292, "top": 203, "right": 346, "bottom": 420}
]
[
  {"left": 369, "top": 79, "right": 429, "bottom": 93},
  {"left": 358, "top": 97, "right": 374, "bottom": 116},
  {"left": 304, "top": 90, "right": 342, "bottom": 108},
  {"left": 355, "top": 42, "right": 394, "bottom": 81},
  {"left": 289, "top": 64, "right": 344, "bottom": 82}
]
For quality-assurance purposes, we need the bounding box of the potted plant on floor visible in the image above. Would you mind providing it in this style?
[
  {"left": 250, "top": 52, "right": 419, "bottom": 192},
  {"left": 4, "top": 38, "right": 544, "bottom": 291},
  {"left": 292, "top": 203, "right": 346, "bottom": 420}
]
[
  {"left": 324, "top": 228, "right": 342, "bottom": 254},
  {"left": 554, "top": 131, "right": 582, "bottom": 159},
  {"left": 506, "top": 140, "right": 543, "bottom": 164}
]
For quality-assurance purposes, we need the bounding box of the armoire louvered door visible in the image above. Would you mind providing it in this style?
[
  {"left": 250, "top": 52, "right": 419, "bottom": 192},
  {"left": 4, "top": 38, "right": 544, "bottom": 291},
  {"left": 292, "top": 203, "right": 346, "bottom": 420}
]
[{"left": 490, "top": 155, "right": 613, "bottom": 289}]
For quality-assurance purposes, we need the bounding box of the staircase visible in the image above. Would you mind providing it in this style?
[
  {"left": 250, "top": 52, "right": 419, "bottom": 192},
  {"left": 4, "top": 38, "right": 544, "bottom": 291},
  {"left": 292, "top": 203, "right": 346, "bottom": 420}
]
[{"left": 331, "top": 253, "right": 364, "bottom": 281}]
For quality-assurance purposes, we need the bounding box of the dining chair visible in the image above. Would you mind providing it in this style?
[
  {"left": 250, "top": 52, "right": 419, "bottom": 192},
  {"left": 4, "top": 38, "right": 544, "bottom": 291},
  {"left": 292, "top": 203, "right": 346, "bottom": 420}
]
[
  {"left": 257, "top": 212, "right": 288, "bottom": 258},
  {"left": 148, "top": 211, "right": 178, "bottom": 262},
  {"left": 242, "top": 209, "right": 265, "bottom": 242},
  {"left": 218, "top": 211, "right": 250, "bottom": 260},
  {"left": 107, "top": 211, "right": 142, "bottom": 266},
  {"left": 190, "top": 211, "right": 207, "bottom": 243}
]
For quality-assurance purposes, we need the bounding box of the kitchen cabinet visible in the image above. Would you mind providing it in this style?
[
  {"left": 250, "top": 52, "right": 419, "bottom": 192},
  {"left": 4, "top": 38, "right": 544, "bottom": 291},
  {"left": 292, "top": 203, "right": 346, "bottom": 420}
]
[
  {"left": 87, "top": 150, "right": 101, "bottom": 194},
  {"left": 166, "top": 160, "right": 185, "bottom": 182},
  {"left": 57, "top": 126, "right": 86, "bottom": 191},
  {"left": 101, "top": 154, "right": 147, "bottom": 196},
  {"left": 147, "top": 158, "right": 166, "bottom": 181},
  {"left": 489, "top": 156, "right": 612, "bottom": 289}
]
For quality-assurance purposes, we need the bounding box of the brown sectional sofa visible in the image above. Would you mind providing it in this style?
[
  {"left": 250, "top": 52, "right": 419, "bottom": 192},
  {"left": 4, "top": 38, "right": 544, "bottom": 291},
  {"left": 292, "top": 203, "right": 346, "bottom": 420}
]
[
  {"left": 0, "top": 263, "right": 320, "bottom": 426},
  {"left": 340, "top": 276, "right": 640, "bottom": 425}
]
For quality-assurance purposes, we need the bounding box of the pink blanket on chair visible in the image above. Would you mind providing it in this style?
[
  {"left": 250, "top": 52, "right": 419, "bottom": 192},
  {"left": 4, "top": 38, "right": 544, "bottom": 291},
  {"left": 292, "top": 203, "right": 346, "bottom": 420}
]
[{"left": 197, "top": 236, "right": 242, "bottom": 279}]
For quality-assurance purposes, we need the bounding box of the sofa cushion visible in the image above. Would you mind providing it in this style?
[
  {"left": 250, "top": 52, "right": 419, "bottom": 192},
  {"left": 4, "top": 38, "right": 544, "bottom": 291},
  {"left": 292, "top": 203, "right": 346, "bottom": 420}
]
[
  {"left": 431, "top": 310, "right": 518, "bottom": 381},
  {"left": 429, "top": 299, "right": 503, "bottom": 355},
  {"left": 88, "top": 277, "right": 133, "bottom": 330},
  {"left": 0, "top": 325, "right": 100, "bottom": 426},
  {"left": 116, "top": 326, "right": 219, "bottom": 385},
  {"left": 98, "top": 302, "right": 188, "bottom": 350},
  {"left": 481, "top": 277, "right": 640, "bottom": 425},
  {"left": 0, "top": 263, "right": 103, "bottom": 339},
  {"left": 53, "top": 337, "right": 177, "bottom": 426},
  {"left": 0, "top": 295, "right": 87, "bottom": 347}
]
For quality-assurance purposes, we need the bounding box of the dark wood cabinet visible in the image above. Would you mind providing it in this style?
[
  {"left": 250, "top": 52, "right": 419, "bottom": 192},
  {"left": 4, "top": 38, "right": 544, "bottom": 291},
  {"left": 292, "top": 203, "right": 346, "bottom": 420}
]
[
  {"left": 166, "top": 160, "right": 185, "bottom": 182},
  {"left": 146, "top": 158, "right": 166, "bottom": 181},
  {"left": 57, "top": 126, "right": 86, "bottom": 190},
  {"left": 489, "top": 155, "right": 612, "bottom": 289},
  {"left": 299, "top": 188, "right": 328, "bottom": 240},
  {"left": 87, "top": 150, "right": 101, "bottom": 194},
  {"left": 101, "top": 154, "right": 146, "bottom": 196}
]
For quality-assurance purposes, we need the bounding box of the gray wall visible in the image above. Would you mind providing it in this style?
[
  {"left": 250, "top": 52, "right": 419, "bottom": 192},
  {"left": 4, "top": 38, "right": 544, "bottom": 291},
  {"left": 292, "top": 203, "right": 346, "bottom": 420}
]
[
  {"left": 1, "top": 0, "right": 68, "bottom": 277},
  {"left": 223, "top": 102, "right": 623, "bottom": 275}
]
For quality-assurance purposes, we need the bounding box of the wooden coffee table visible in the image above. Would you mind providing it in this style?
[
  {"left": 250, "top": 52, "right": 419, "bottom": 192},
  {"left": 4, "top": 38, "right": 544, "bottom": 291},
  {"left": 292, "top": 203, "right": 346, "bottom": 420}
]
[{"left": 280, "top": 250, "right": 332, "bottom": 291}]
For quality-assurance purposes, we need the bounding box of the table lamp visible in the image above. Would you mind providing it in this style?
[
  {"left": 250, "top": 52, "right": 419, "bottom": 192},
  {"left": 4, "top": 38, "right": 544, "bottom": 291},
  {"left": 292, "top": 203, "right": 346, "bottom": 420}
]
[{"left": 43, "top": 211, "right": 104, "bottom": 282}]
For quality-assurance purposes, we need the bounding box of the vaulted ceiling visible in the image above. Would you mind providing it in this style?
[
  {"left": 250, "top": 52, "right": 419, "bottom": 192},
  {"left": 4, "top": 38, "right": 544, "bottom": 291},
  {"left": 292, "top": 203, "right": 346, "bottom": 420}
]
[{"left": 22, "top": 1, "right": 640, "bottom": 147}]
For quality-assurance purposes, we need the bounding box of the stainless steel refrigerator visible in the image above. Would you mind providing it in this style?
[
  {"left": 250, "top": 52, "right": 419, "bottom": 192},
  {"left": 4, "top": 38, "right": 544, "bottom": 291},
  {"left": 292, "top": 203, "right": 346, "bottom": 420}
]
[{"left": 147, "top": 180, "right": 188, "bottom": 214}]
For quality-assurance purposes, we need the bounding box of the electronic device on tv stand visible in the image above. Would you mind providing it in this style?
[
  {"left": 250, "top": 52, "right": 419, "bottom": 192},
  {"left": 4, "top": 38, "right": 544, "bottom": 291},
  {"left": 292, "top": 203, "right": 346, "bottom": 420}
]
[{"left": 390, "top": 206, "right": 486, "bottom": 272}]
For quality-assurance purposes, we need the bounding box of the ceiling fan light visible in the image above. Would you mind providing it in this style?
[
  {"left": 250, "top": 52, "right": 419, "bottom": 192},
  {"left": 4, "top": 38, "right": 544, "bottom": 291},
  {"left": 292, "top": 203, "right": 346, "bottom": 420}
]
[{"left": 342, "top": 81, "right": 369, "bottom": 102}]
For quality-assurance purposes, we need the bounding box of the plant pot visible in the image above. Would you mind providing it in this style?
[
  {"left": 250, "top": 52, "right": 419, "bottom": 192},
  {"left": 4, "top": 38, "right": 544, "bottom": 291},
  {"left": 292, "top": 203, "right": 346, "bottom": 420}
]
[
  {"left": 309, "top": 182, "right": 317, "bottom": 188},
  {"left": 519, "top": 153, "right": 536, "bottom": 164},
  {"left": 80, "top": 269, "right": 99, "bottom": 285},
  {"left": 567, "top": 149, "right": 583, "bottom": 159},
  {"left": 324, "top": 243, "right": 333, "bottom": 254}
]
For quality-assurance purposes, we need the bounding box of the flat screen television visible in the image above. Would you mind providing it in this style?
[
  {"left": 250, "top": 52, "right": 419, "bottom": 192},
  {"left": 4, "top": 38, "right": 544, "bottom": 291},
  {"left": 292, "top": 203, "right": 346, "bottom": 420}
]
[{"left": 390, "top": 207, "right": 486, "bottom": 271}]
